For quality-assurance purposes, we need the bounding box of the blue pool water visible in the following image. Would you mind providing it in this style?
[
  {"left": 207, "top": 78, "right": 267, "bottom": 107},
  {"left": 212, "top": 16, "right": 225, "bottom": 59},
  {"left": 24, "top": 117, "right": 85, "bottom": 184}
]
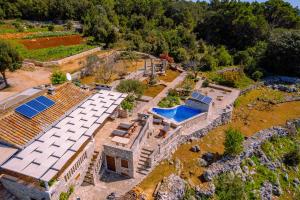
[{"left": 152, "top": 105, "right": 202, "bottom": 123}]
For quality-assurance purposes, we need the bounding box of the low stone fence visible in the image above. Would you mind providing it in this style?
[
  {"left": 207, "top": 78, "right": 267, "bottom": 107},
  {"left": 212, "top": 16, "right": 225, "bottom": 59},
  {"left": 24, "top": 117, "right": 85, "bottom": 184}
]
[
  {"left": 130, "top": 116, "right": 151, "bottom": 154},
  {"left": 151, "top": 126, "right": 182, "bottom": 166},
  {"left": 23, "top": 47, "right": 101, "bottom": 67},
  {"left": 202, "top": 118, "right": 300, "bottom": 182}
]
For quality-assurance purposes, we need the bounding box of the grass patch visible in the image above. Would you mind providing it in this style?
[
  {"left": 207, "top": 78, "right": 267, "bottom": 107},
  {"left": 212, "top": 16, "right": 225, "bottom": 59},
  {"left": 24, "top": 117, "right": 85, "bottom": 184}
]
[
  {"left": 11, "top": 41, "right": 95, "bottom": 61},
  {"left": 234, "top": 87, "right": 285, "bottom": 108},
  {"left": 143, "top": 83, "right": 166, "bottom": 97},
  {"left": 206, "top": 70, "right": 254, "bottom": 89},
  {"left": 158, "top": 69, "right": 180, "bottom": 82},
  {"left": 23, "top": 31, "right": 77, "bottom": 39}
]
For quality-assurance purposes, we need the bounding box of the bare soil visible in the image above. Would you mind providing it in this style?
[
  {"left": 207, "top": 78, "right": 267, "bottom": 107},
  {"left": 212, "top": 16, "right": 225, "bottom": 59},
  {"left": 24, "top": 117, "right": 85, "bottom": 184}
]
[
  {"left": 20, "top": 35, "right": 83, "bottom": 50},
  {"left": 0, "top": 66, "right": 51, "bottom": 101}
]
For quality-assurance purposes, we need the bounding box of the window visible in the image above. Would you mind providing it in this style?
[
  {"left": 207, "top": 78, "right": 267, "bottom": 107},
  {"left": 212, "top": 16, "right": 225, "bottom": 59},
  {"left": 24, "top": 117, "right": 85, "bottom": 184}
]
[{"left": 121, "top": 159, "right": 129, "bottom": 168}]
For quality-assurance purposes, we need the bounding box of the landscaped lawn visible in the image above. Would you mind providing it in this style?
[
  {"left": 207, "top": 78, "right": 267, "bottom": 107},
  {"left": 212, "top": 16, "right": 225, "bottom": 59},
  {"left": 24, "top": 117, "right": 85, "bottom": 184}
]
[
  {"left": 158, "top": 69, "right": 181, "bottom": 82},
  {"left": 143, "top": 84, "right": 166, "bottom": 98}
]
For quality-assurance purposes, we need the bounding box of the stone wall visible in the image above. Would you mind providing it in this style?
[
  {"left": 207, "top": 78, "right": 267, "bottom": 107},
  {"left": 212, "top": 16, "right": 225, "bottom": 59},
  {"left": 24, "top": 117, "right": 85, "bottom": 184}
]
[
  {"left": 23, "top": 47, "right": 101, "bottom": 67},
  {"left": 103, "top": 145, "right": 134, "bottom": 178},
  {"left": 1, "top": 175, "right": 50, "bottom": 200},
  {"left": 50, "top": 141, "right": 95, "bottom": 200}
]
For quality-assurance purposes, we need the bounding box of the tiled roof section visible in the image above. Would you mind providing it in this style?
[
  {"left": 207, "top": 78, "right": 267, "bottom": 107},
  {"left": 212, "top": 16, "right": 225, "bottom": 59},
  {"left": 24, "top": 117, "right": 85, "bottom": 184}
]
[
  {"left": 2, "top": 90, "right": 127, "bottom": 182},
  {"left": 0, "top": 83, "right": 91, "bottom": 148}
]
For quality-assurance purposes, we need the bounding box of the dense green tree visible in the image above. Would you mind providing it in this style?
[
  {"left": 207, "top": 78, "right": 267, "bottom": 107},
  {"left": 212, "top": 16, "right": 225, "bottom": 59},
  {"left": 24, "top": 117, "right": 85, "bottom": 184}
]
[
  {"left": 264, "top": 0, "right": 300, "bottom": 28},
  {"left": 215, "top": 46, "right": 233, "bottom": 66},
  {"left": 0, "top": 40, "right": 22, "bottom": 88},
  {"left": 195, "top": 2, "right": 269, "bottom": 50},
  {"left": 116, "top": 79, "right": 145, "bottom": 98},
  {"left": 262, "top": 30, "right": 300, "bottom": 76}
]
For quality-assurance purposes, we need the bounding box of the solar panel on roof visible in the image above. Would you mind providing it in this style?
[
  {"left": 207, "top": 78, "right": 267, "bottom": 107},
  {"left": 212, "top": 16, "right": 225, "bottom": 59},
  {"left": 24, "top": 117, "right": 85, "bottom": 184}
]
[
  {"left": 26, "top": 99, "right": 47, "bottom": 112},
  {"left": 202, "top": 96, "right": 212, "bottom": 104},
  {"left": 15, "top": 96, "right": 55, "bottom": 118},
  {"left": 36, "top": 96, "right": 55, "bottom": 107},
  {"left": 15, "top": 104, "right": 39, "bottom": 119}
]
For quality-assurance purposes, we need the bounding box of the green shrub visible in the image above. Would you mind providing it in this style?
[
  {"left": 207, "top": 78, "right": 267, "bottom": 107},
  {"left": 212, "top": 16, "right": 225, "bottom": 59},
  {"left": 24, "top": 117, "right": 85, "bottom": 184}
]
[
  {"left": 216, "top": 46, "right": 233, "bottom": 66},
  {"left": 251, "top": 70, "right": 263, "bottom": 81},
  {"left": 202, "top": 79, "right": 209, "bottom": 87},
  {"left": 51, "top": 70, "right": 67, "bottom": 85},
  {"left": 284, "top": 146, "right": 300, "bottom": 167},
  {"left": 121, "top": 95, "right": 135, "bottom": 111},
  {"left": 214, "top": 173, "right": 246, "bottom": 200},
  {"left": 59, "top": 186, "right": 74, "bottom": 200},
  {"left": 59, "top": 192, "right": 69, "bottom": 200},
  {"left": 48, "top": 24, "right": 55, "bottom": 31},
  {"left": 224, "top": 128, "right": 244, "bottom": 156},
  {"left": 158, "top": 95, "right": 180, "bottom": 108},
  {"left": 116, "top": 79, "right": 145, "bottom": 98}
]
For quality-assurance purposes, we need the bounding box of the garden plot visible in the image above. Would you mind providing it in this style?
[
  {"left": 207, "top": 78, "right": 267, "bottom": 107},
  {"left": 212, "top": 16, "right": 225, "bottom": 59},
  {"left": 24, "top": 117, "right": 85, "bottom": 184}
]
[{"left": 20, "top": 35, "right": 83, "bottom": 50}]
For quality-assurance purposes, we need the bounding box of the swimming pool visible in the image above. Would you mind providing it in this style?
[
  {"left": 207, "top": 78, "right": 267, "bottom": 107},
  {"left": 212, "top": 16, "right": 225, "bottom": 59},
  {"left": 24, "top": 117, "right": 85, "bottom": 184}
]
[{"left": 152, "top": 105, "right": 202, "bottom": 123}]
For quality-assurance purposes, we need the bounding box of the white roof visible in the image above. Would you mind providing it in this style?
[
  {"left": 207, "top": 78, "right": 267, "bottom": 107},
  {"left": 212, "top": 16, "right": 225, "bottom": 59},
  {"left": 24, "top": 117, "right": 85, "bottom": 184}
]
[
  {"left": 2, "top": 90, "right": 126, "bottom": 182},
  {"left": 0, "top": 144, "right": 18, "bottom": 166}
]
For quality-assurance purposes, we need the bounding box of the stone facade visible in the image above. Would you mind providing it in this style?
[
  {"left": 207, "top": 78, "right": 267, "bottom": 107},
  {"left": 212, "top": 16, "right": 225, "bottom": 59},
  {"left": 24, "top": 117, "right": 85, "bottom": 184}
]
[
  {"left": 1, "top": 141, "right": 95, "bottom": 200},
  {"left": 102, "top": 145, "right": 134, "bottom": 178}
]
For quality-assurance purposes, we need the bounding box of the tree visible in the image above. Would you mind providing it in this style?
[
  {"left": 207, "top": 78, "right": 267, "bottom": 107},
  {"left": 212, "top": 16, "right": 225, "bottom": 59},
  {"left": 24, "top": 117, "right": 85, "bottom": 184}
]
[
  {"left": 215, "top": 46, "right": 233, "bottom": 66},
  {"left": 95, "top": 63, "right": 114, "bottom": 84},
  {"left": 0, "top": 40, "right": 22, "bottom": 88},
  {"left": 262, "top": 30, "right": 300, "bottom": 76},
  {"left": 116, "top": 79, "right": 145, "bottom": 98},
  {"left": 224, "top": 128, "right": 244, "bottom": 156},
  {"left": 264, "top": 0, "right": 300, "bottom": 28}
]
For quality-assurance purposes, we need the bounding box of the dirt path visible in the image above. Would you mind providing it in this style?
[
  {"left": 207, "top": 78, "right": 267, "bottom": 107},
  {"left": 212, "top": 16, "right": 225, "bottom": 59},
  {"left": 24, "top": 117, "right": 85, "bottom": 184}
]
[{"left": 0, "top": 67, "right": 51, "bottom": 101}]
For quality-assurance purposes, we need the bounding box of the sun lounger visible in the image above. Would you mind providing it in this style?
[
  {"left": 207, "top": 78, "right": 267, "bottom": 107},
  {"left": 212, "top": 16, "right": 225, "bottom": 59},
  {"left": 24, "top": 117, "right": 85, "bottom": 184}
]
[
  {"left": 112, "top": 129, "right": 128, "bottom": 137},
  {"left": 118, "top": 123, "right": 133, "bottom": 130}
]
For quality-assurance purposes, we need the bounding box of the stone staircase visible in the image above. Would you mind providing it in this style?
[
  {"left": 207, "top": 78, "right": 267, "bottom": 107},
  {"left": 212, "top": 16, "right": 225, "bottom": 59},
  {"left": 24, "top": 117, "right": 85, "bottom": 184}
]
[
  {"left": 136, "top": 148, "right": 153, "bottom": 175},
  {"left": 82, "top": 151, "right": 100, "bottom": 185},
  {"left": 0, "top": 183, "right": 16, "bottom": 200}
]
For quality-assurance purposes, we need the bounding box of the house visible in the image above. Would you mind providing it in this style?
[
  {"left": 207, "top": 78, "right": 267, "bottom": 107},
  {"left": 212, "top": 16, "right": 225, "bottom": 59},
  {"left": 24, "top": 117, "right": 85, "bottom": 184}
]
[{"left": 0, "top": 83, "right": 126, "bottom": 200}]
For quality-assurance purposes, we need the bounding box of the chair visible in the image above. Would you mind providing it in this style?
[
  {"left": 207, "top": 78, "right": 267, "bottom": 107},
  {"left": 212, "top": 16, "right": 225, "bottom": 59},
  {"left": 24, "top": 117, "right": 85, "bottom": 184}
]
[{"left": 118, "top": 123, "right": 133, "bottom": 130}]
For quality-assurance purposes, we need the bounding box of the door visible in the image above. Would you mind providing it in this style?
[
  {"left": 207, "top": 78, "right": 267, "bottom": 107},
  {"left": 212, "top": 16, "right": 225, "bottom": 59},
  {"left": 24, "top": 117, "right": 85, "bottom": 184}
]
[{"left": 106, "top": 155, "right": 116, "bottom": 172}]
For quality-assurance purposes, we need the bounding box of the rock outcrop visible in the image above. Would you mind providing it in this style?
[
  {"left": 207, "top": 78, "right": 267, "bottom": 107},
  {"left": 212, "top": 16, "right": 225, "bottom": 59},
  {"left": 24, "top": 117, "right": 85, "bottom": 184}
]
[{"left": 155, "top": 174, "right": 186, "bottom": 200}]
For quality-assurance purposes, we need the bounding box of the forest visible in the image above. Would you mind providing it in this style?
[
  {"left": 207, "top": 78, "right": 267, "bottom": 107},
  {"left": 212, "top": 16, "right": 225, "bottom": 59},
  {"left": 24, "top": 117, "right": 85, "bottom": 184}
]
[{"left": 0, "top": 0, "right": 300, "bottom": 78}]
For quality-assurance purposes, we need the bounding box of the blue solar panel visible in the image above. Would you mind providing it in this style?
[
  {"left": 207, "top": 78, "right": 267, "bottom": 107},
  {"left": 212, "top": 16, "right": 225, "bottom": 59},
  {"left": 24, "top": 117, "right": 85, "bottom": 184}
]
[
  {"left": 35, "top": 96, "right": 55, "bottom": 107},
  {"left": 26, "top": 99, "right": 47, "bottom": 112},
  {"left": 15, "top": 104, "right": 39, "bottom": 119},
  {"left": 202, "top": 96, "right": 212, "bottom": 104}
]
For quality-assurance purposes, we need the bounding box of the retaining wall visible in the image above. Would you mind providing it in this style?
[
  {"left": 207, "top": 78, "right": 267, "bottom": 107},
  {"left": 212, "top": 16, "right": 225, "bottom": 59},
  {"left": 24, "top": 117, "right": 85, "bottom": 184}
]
[{"left": 23, "top": 47, "right": 101, "bottom": 67}]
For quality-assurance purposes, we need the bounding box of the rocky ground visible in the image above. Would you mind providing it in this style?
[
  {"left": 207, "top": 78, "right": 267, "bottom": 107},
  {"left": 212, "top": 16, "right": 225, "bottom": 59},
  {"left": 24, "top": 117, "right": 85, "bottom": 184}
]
[{"left": 141, "top": 118, "right": 300, "bottom": 200}]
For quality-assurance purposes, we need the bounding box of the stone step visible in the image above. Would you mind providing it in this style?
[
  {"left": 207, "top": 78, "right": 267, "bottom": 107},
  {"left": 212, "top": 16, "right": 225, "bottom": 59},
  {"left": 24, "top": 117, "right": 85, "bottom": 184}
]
[
  {"left": 140, "top": 155, "right": 150, "bottom": 159},
  {"left": 136, "top": 170, "right": 148, "bottom": 176},
  {"left": 137, "top": 166, "right": 150, "bottom": 172},
  {"left": 141, "top": 148, "right": 154, "bottom": 153}
]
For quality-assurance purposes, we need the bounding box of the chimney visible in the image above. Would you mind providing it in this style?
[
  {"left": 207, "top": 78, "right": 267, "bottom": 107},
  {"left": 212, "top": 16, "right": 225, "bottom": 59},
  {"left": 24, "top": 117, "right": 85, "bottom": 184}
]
[{"left": 47, "top": 86, "right": 55, "bottom": 95}]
